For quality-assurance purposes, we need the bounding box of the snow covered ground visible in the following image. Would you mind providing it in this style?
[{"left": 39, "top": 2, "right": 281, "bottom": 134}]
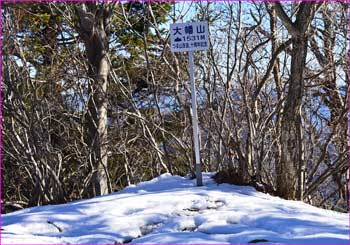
[{"left": 1, "top": 173, "right": 349, "bottom": 244}]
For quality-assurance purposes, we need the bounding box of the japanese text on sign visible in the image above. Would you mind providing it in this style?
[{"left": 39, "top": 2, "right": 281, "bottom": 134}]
[{"left": 170, "top": 21, "right": 209, "bottom": 52}]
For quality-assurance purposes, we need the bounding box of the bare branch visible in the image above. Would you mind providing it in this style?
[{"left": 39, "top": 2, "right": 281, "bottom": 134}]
[{"left": 272, "top": 2, "right": 301, "bottom": 38}]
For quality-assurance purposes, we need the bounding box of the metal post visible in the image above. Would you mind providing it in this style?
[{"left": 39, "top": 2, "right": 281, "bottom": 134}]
[{"left": 189, "top": 51, "right": 203, "bottom": 186}]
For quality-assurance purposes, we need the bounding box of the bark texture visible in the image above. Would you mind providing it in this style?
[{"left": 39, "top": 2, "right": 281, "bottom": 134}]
[
  {"left": 76, "top": 5, "right": 112, "bottom": 196},
  {"left": 273, "top": 2, "right": 320, "bottom": 200}
]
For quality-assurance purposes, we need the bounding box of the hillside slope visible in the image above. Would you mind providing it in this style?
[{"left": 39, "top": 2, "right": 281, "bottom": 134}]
[{"left": 1, "top": 173, "right": 349, "bottom": 244}]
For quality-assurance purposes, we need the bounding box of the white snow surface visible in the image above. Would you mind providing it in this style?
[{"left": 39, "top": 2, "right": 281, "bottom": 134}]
[{"left": 1, "top": 173, "right": 349, "bottom": 244}]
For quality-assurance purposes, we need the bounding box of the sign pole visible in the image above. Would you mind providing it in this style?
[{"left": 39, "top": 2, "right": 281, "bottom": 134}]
[
  {"left": 188, "top": 51, "right": 203, "bottom": 186},
  {"left": 170, "top": 21, "right": 208, "bottom": 187}
]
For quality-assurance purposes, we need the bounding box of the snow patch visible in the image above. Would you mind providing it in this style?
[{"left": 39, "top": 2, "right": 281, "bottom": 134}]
[{"left": 2, "top": 173, "right": 349, "bottom": 244}]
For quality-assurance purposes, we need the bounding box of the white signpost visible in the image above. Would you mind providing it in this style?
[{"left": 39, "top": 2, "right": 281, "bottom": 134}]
[{"left": 170, "top": 21, "right": 209, "bottom": 186}]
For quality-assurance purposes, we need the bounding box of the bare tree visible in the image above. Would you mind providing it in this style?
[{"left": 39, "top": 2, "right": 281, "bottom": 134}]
[
  {"left": 75, "top": 3, "right": 114, "bottom": 196},
  {"left": 273, "top": 2, "right": 322, "bottom": 200}
]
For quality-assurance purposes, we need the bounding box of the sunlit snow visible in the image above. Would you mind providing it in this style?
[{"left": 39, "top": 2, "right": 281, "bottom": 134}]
[{"left": 1, "top": 173, "right": 349, "bottom": 244}]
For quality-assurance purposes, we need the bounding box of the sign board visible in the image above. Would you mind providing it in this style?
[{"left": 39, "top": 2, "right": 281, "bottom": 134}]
[
  {"left": 170, "top": 21, "right": 209, "bottom": 52},
  {"left": 170, "top": 21, "right": 208, "bottom": 186}
]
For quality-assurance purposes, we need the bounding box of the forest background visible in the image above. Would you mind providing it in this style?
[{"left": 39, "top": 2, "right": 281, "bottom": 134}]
[{"left": 1, "top": 1, "right": 349, "bottom": 213}]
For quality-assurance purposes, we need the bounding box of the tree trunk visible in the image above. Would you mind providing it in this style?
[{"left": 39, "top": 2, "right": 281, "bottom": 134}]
[
  {"left": 76, "top": 5, "right": 112, "bottom": 196},
  {"left": 273, "top": 2, "right": 320, "bottom": 199},
  {"left": 277, "top": 38, "right": 307, "bottom": 199}
]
